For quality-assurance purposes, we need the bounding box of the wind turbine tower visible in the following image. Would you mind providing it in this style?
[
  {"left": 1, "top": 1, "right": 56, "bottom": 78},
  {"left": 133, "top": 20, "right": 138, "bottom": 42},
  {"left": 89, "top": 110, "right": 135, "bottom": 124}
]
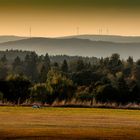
[
  {"left": 29, "top": 27, "right": 32, "bottom": 38},
  {"left": 77, "top": 27, "right": 79, "bottom": 36}
]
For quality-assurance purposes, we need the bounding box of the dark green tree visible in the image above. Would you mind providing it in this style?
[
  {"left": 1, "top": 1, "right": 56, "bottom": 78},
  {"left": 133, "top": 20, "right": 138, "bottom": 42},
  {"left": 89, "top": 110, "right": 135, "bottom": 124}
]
[
  {"left": 95, "top": 84, "right": 117, "bottom": 103},
  {"left": 61, "top": 59, "right": 68, "bottom": 73},
  {"left": 5, "top": 74, "right": 31, "bottom": 104},
  {"left": 46, "top": 69, "right": 75, "bottom": 104},
  {"left": 0, "top": 55, "right": 7, "bottom": 65},
  {"left": 127, "top": 56, "right": 134, "bottom": 66},
  {"left": 76, "top": 59, "right": 85, "bottom": 72},
  {"left": 108, "top": 53, "right": 122, "bottom": 74},
  {"left": 0, "top": 65, "right": 8, "bottom": 80},
  {"left": 24, "top": 52, "right": 38, "bottom": 82},
  {"left": 31, "top": 83, "right": 48, "bottom": 104},
  {"left": 76, "top": 86, "right": 95, "bottom": 106},
  {"left": 43, "top": 53, "right": 50, "bottom": 72},
  {"left": 0, "top": 92, "right": 3, "bottom": 101},
  {"left": 13, "top": 56, "right": 21, "bottom": 67},
  {"left": 12, "top": 56, "right": 24, "bottom": 74},
  {"left": 39, "top": 53, "right": 51, "bottom": 82},
  {"left": 39, "top": 65, "right": 48, "bottom": 83}
]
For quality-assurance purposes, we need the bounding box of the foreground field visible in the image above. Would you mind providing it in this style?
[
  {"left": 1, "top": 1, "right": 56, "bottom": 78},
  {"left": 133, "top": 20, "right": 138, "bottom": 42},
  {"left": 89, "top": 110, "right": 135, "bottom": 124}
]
[{"left": 0, "top": 107, "right": 140, "bottom": 140}]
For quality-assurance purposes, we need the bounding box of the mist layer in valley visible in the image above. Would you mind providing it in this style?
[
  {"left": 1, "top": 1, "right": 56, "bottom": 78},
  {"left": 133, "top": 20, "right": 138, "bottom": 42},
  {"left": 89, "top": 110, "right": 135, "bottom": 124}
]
[{"left": 0, "top": 35, "right": 140, "bottom": 60}]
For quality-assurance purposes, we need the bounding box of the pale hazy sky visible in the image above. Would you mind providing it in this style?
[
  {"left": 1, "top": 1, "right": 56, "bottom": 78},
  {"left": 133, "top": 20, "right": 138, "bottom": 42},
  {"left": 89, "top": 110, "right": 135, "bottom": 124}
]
[{"left": 0, "top": 0, "right": 140, "bottom": 37}]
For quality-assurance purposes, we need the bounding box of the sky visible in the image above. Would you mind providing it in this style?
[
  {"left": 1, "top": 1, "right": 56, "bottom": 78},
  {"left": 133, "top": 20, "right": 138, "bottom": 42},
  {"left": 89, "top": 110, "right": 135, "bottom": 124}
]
[{"left": 0, "top": 0, "right": 140, "bottom": 37}]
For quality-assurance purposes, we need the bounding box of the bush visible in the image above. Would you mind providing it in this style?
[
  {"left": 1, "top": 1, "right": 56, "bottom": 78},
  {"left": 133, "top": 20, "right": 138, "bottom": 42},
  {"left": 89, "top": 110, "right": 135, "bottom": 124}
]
[
  {"left": 95, "top": 84, "right": 118, "bottom": 103},
  {"left": 0, "top": 92, "right": 3, "bottom": 101},
  {"left": 46, "top": 69, "right": 75, "bottom": 103}
]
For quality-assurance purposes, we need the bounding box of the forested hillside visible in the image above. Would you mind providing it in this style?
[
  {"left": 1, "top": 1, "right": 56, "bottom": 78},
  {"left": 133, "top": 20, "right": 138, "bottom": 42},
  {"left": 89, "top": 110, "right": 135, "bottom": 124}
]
[{"left": 0, "top": 50, "right": 140, "bottom": 106}]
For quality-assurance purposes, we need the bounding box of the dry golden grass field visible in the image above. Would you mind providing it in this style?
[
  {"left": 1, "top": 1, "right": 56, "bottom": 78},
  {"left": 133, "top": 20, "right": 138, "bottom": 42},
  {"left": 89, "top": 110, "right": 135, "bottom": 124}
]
[{"left": 0, "top": 107, "right": 140, "bottom": 140}]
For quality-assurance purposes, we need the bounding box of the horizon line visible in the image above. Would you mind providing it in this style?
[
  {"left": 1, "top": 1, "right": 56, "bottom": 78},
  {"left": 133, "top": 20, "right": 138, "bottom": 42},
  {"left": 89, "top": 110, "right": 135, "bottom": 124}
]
[{"left": 0, "top": 34, "right": 140, "bottom": 38}]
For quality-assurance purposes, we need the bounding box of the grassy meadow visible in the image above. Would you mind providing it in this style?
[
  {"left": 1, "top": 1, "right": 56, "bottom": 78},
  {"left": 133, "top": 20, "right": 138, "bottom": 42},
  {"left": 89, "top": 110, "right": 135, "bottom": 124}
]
[{"left": 0, "top": 107, "right": 140, "bottom": 140}]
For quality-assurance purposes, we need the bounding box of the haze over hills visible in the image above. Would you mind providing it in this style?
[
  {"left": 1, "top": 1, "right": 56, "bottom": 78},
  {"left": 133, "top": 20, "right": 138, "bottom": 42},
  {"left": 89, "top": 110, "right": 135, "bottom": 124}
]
[
  {"left": 61, "top": 35, "right": 140, "bottom": 43},
  {"left": 0, "top": 35, "right": 140, "bottom": 59},
  {"left": 1, "top": 34, "right": 140, "bottom": 43},
  {"left": 0, "top": 36, "right": 27, "bottom": 43}
]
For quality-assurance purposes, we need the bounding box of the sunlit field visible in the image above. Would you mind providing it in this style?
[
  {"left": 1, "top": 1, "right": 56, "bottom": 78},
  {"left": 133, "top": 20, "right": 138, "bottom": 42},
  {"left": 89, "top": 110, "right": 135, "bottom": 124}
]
[{"left": 0, "top": 107, "right": 140, "bottom": 140}]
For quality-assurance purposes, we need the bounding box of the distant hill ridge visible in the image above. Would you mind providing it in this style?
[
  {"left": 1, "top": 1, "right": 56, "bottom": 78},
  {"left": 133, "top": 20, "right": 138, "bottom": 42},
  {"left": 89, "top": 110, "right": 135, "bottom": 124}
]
[
  {"left": 0, "top": 35, "right": 140, "bottom": 59},
  {"left": 59, "top": 34, "right": 140, "bottom": 43},
  {"left": 1, "top": 34, "right": 140, "bottom": 43},
  {"left": 0, "top": 36, "right": 27, "bottom": 43}
]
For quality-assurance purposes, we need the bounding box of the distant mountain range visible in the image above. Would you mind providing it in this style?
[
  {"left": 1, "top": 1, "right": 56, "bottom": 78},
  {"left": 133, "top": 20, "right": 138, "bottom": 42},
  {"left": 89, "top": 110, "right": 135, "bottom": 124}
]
[
  {"left": 0, "top": 35, "right": 140, "bottom": 59},
  {"left": 61, "top": 35, "right": 140, "bottom": 43},
  {"left": 0, "top": 36, "right": 27, "bottom": 43}
]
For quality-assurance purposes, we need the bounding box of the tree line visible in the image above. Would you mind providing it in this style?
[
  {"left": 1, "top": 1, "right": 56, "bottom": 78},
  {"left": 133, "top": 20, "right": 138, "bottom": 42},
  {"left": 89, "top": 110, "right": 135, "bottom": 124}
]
[{"left": 0, "top": 50, "right": 140, "bottom": 105}]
